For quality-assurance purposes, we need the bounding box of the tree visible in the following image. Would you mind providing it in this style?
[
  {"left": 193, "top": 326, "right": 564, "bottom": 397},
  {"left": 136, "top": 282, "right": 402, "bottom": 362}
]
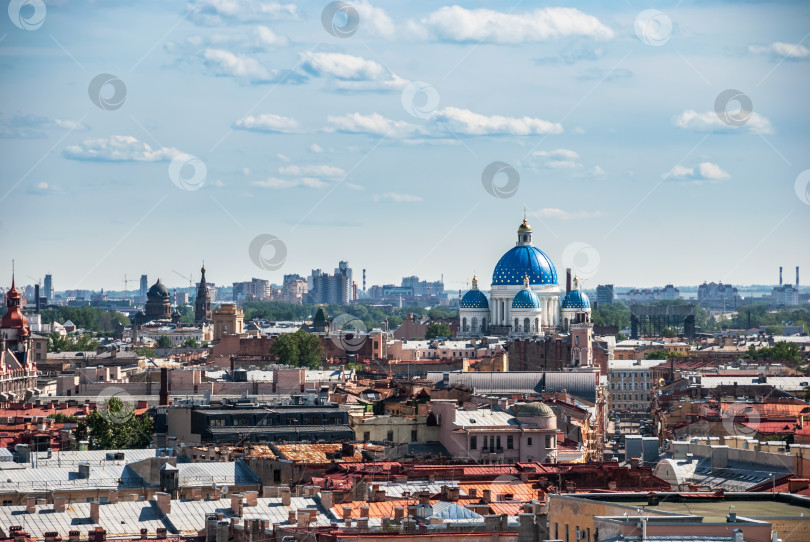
[
  {"left": 750, "top": 341, "right": 801, "bottom": 362},
  {"left": 156, "top": 336, "right": 172, "bottom": 348},
  {"left": 48, "top": 332, "right": 100, "bottom": 352},
  {"left": 661, "top": 327, "right": 677, "bottom": 338},
  {"left": 615, "top": 332, "right": 628, "bottom": 342},
  {"left": 645, "top": 350, "right": 669, "bottom": 360},
  {"left": 426, "top": 323, "right": 452, "bottom": 339},
  {"left": 182, "top": 337, "right": 200, "bottom": 348},
  {"left": 133, "top": 346, "right": 156, "bottom": 358},
  {"left": 270, "top": 329, "right": 324, "bottom": 369},
  {"left": 75, "top": 397, "right": 153, "bottom": 450}
]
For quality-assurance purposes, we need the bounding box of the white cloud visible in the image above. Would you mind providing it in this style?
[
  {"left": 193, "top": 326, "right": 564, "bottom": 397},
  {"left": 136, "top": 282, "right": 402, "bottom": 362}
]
[
  {"left": 373, "top": 192, "right": 422, "bottom": 203},
  {"left": 300, "top": 52, "right": 407, "bottom": 91},
  {"left": 255, "top": 25, "right": 288, "bottom": 47},
  {"left": 749, "top": 42, "right": 810, "bottom": 60},
  {"left": 530, "top": 208, "right": 601, "bottom": 220},
  {"left": 412, "top": 6, "right": 614, "bottom": 43},
  {"left": 276, "top": 153, "right": 290, "bottom": 162},
  {"left": 203, "top": 48, "right": 271, "bottom": 81},
  {"left": 353, "top": 0, "right": 396, "bottom": 39},
  {"left": 663, "top": 161, "right": 731, "bottom": 182},
  {"left": 588, "top": 165, "right": 606, "bottom": 177},
  {"left": 326, "top": 112, "right": 421, "bottom": 138},
  {"left": 63, "top": 136, "right": 180, "bottom": 162},
  {"left": 188, "top": 0, "right": 297, "bottom": 26},
  {"left": 673, "top": 109, "right": 774, "bottom": 135},
  {"left": 433, "top": 107, "right": 562, "bottom": 136},
  {"left": 252, "top": 177, "right": 327, "bottom": 189},
  {"left": 310, "top": 144, "right": 323, "bottom": 153},
  {"left": 326, "top": 108, "right": 562, "bottom": 138},
  {"left": 0, "top": 114, "right": 89, "bottom": 139},
  {"left": 278, "top": 164, "right": 345, "bottom": 178},
  {"left": 233, "top": 113, "right": 300, "bottom": 133},
  {"left": 533, "top": 148, "right": 581, "bottom": 168}
]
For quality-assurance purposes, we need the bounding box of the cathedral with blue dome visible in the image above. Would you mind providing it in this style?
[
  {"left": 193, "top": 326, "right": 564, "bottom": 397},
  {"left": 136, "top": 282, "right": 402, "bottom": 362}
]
[{"left": 459, "top": 218, "right": 591, "bottom": 338}]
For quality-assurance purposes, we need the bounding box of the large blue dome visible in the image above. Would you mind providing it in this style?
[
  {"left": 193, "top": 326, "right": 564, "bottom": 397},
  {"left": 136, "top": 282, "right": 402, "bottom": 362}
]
[
  {"left": 562, "top": 289, "right": 590, "bottom": 310},
  {"left": 460, "top": 289, "right": 489, "bottom": 309},
  {"left": 512, "top": 288, "right": 542, "bottom": 309},
  {"left": 492, "top": 246, "right": 558, "bottom": 286}
]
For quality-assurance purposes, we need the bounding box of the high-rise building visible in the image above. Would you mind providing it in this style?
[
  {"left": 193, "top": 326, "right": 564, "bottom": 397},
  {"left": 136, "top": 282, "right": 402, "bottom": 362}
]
[
  {"left": 139, "top": 275, "right": 148, "bottom": 297},
  {"left": 697, "top": 282, "right": 737, "bottom": 310},
  {"left": 596, "top": 284, "right": 614, "bottom": 306},
  {"left": 43, "top": 274, "right": 53, "bottom": 301},
  {"left": 232, "top": 278, "right": 270, "bottom": 301},
  {"left": 308, "top": 263, "right": 352, "bottom": 305}
]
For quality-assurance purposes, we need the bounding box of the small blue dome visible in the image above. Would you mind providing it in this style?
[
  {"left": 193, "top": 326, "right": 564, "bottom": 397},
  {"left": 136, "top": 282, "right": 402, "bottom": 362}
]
[
  {"left": 492, "top": 246, "right": 558, "bottom": 286},
  {"left": 460, "top": 289, "right": 489, "bottom": 309},
  {"left": 512, "top": 288, "right": 542, "bottom": 310},
  {"left": 562, "top": 289, "right": 591, "bottom": 310}
]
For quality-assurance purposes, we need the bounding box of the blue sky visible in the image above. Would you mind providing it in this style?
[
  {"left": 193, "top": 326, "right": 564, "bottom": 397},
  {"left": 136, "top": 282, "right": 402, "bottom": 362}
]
[{"left": 2, "top": 0, "right": 809, "bottom": 293}]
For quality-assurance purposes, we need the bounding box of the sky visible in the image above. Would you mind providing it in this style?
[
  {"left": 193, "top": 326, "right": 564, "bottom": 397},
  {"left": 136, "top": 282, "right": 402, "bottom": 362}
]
[{"left": 1, "top": 0, "right": 809, "bottom": 293}]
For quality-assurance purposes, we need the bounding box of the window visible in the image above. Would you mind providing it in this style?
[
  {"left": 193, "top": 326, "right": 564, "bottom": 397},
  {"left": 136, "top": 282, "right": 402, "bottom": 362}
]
[
  {"left": 496, "top": 436, "right": 502, "bottom": 450},
  {"left": 411, "top": 430, "right": 417, "bottom": 442},
  {"left": 470, "top": 436, "right": 477, "bottom": 450},
  {"left": 387, "top": 430, "right": 394, "bottom": 441},
  {"left": 1, "top": 500, "right": 10, "bottom": 506},
  {"left": 273, "top": 470, "right": 281, "bottom": 483},
  {"left": 527, "top": 437, "right": 533, "bottom": 446},
  {"left": 545, "top": 435, "right": 554, "bottom": 449},
  {"left": 210, "top": 418, "right": 225, "bottom": 427},
  {"left": 363, "top": 431, "right": 370, "bottom": 441},
  {"left": 507, "top": 435, "right": 514, "bottom": 449}
]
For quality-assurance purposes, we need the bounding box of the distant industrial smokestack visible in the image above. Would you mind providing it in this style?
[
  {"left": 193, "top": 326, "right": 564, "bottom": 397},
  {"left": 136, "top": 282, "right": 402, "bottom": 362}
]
[
  {"left": 779, "top": 266, "right": 783, "bottom": 286},
  {"left": 34, "top": 284, "right": 40, "bottom": 314},
  {"left": 566, "top": 268, "right": 572, "bottom": 294},
  {"left": 797, "top": 266, "right": 800, "bottom": 289},
  {"left": 362, "top": 269, "right": 366, "bottom": 292}
]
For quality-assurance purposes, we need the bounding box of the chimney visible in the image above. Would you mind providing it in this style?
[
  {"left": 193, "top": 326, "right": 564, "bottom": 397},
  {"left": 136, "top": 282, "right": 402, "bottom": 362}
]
[
  {"left": 566, "top": 268, "right": 572, "bottom": 294},
  {"left": 107, "top": 490, "right": 118, "bottom": 504},
  {"left": 446, "top": 486, "right": 460, "bottom": 502},
  {"left": 159, "top": 368, "right": 169, "bottom": 407},
  {"left": 90, "top": 502, "right": 100, "bottom": 523},
  {"left": 357, "top": 518, "right": 369, "bottom": 530},
  {"left": 69, "top": 532, "right": 80, "bottom": 542},
  {"left": 140, "top": 529, "right": 147, "bottom": 540},
  {"left": 54, "top": 496, "right": 66, "bottom": 512},
  {"left": 360, "top": 505, "right": 370, "bottom": 518},
  {"left": 155, "top": 493, "right": 171, "bottom": 516},
  {"left": 244, "top": 491, "right": 258, "bottom": 506},
  {"left": 342, "top": 505, "right": 353, "bottom": 520},
  {"left": 281, "top": 488, "right": 291, "bottom": 506},
  {"left": 230, "top": 494, "right": 243, "bottom": 517},
  {"left": 156, "top": 528, "right": 167, "bottom": 540},
  {"left": 780, "top": 266, "right": 783, "bottom": 286},
  {"left": 320, "top": 491, "right": 333, "bottom": 510},
  {"left": 394, "top": 507, "right": 404, "bottom": 522},
  {"left": 288, "top": 510, "right": 297, "bottom": 524}
]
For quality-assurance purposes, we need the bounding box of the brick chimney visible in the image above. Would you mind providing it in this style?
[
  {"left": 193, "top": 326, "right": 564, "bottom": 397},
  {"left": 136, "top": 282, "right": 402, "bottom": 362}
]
[
  {"left": 155, "top": 492, "right": 171, "bottom": 516},
  {"left": 281, "top": 488, "right": 291, "bottom": 506},
  {"left": 342, "top": 505, "right": 353, "bottom": 520},
  {"left": 89, "top": 502, "right": 100, "bottom": 524},
  {"left": 54, "top": 496, "right": 66, "bottom": 512},
  {"left": 320, "top": 490, "right": 333, "bottom": 510}
]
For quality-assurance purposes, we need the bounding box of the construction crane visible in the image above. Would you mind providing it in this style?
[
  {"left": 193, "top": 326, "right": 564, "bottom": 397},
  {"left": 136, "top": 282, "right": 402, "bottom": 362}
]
[
  {"left": 172, "top": 269, "right": 194, "bottom": 289},
  {"left": 123, "top": 274, "right": 132, "bottom": 295}
]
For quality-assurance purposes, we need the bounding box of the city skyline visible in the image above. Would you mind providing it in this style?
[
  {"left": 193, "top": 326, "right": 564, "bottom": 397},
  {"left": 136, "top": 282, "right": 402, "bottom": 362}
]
[{"left": 2, "top": 1, "right": 809, "bottom": 291}]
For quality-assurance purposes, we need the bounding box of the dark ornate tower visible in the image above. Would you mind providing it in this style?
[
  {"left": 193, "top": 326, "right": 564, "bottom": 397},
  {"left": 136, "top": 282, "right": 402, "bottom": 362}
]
[
  {"left": 144, "top": 279, "right": 172, "bottom": 322},
  {"left": 195, "top": 265, "right": 212, "bottom": 324}
]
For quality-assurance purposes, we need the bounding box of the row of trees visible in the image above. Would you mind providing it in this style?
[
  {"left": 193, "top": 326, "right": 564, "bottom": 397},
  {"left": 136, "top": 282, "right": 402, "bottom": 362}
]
[
  {"left": 242, "top": 300, "right": 458, "bottom": 332},
  {"left": 591, "top": 300, "right": 721, "bottom": 334},
  {"left": 38, "top": 306, "right": 129, "bottom": 332}
]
